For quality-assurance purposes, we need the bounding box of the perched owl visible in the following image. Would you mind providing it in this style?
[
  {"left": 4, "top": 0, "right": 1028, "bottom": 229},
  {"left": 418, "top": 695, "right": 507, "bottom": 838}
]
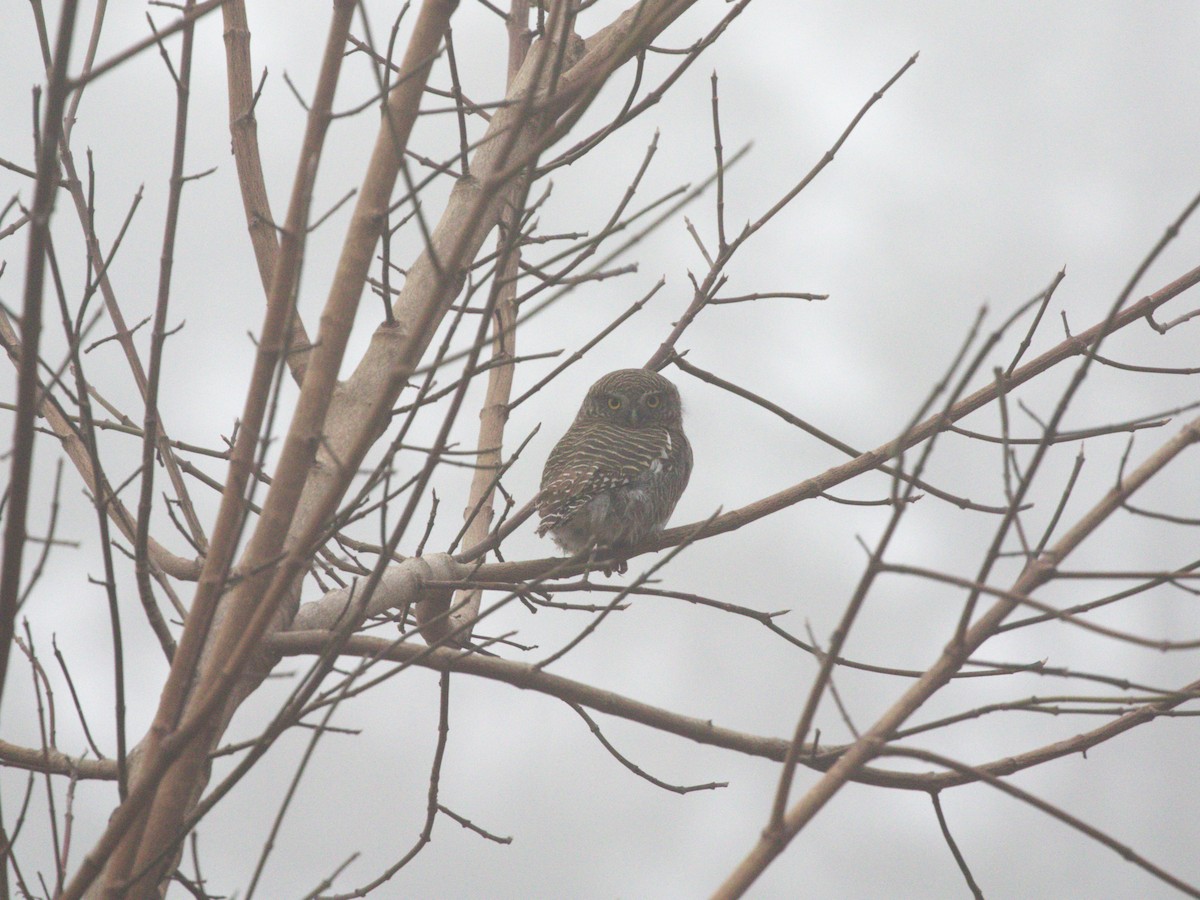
[{"left": 537, "top": 368, "right": 692, "bottom": 569}]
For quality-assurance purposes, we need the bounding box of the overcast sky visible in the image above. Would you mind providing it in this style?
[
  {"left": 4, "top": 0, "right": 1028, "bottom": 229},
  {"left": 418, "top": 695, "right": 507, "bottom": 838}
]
[{"left": 3, "top": 2, "right": 1200, "bottom": 897}]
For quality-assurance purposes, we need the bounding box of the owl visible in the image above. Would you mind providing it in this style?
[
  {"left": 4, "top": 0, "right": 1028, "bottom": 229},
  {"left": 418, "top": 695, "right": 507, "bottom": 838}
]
[{"left": 537, "top": 368, "right": 692, "bottom": 570}]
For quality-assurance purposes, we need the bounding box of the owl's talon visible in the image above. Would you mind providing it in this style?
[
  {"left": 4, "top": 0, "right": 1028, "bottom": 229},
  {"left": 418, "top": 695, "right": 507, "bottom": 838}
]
[{"left": 589, "top": 545, "right": 627, "bottom": 577}]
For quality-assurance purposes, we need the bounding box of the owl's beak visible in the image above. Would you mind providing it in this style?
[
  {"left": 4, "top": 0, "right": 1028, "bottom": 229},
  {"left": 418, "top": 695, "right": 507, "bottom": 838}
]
[{"left": 629, "top": 408, "right": 639, "bottom": 427}]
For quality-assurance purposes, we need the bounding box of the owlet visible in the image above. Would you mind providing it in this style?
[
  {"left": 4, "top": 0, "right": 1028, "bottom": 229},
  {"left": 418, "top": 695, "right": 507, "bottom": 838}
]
[{"left": 537, "top": 368, "right": 692, "bottom": 566}]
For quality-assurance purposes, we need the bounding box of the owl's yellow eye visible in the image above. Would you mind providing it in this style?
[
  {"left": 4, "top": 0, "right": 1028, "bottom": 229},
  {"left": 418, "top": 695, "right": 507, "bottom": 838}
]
[
  {"left": 645, "top": 394, "right": 660, "bottom": 408},
  {"left": 607, "top": 396, "right": 622, "bottom": 410}
]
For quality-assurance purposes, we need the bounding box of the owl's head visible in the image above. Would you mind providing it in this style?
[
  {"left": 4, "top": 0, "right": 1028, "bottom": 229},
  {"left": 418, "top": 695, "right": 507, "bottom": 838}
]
[{"left": 577, "top": 368, "right": 683, "bottom": 428}]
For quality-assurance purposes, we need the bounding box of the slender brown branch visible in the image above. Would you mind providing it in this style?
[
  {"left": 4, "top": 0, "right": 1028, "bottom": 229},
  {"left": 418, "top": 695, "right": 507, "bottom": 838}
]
[
  {"left": 0, "top": 0, "right": 81, "bottom": 714},
  {"left": 220, "top": 0, "right": 314, "bottom": 381},
  {"left": 569, "top": 702, "right": 727, "bottom": 794},
  {"left": 445, "top": 6, "right": 532, "bottom": 641},
  {"left": 0, "top": 741, "right": 116, "bottom": 781},
  {"left": 645, "top": 52, "right": 919, "bottom": 372},
  {"left": 930, "top": 791, "right": 984, "bottom": 900},
  {"left": 65, "top": 0, "right": 229, "bottom": 92},
  {"left": 133, "top": 0, "right": 202, "bottom": 665}
]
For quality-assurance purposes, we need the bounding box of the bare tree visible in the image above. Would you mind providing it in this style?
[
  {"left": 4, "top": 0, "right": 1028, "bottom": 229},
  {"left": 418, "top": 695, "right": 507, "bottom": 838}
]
[{"left": 2, "top": 2, "right": 1199, "bottom": 898}]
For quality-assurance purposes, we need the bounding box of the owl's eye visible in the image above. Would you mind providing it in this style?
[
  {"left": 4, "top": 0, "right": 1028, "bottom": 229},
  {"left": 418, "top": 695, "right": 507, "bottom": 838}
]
[
  {"left": 645, "top": 394, "right": 660, "bottom": 409},
  {"left": 607, "top": 396, "right": 622, "bottom": 410}
]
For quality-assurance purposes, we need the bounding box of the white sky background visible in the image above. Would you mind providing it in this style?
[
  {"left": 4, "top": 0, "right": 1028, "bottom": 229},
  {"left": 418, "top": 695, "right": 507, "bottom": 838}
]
[{"left": 3, "top": 1, "right": 1200, "bottom": 897}]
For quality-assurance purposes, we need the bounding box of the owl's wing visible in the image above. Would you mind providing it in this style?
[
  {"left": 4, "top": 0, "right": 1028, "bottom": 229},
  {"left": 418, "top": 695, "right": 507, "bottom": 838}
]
[{"left": 536, "top": 422, "right": 674, "bottom": 533}]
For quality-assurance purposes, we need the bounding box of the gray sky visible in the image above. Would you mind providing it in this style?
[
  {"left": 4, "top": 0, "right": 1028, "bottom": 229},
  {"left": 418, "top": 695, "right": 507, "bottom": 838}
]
[{"left": 2, "top": 1, "right": 1200, "bottom": 897}]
